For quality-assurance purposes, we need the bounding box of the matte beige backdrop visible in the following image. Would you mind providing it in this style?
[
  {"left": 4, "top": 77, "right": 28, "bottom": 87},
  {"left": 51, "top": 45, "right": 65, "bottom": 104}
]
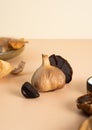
[
  {"left": 0, "top": 0, "right": 92, "bottom": 38},
  {"left": 0, "top": 39, "right": 91, "bottom": 130}
]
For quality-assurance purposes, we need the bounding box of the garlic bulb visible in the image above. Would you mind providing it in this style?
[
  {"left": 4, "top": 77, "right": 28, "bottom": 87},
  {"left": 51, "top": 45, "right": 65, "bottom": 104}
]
[
  {"left": 31, "top": 54, "right": 66, "bottom": 92},
  {"left": 0, "top": 60, "right": 13, "bottom": 78}
]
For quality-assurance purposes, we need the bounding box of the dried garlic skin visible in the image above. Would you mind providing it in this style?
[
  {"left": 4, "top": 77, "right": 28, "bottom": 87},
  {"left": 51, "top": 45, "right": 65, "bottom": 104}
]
[
  {"left": 9, "top": 38, "right": 28, "bottom": 49},
  {"left": 0, "top": 60, "right": 13, "bottom": 78},
  {"left": 0, "top": 37, "right": 29, "bottom": 52},
  {"left": 31, "top": 54, "right": 66, "bottom": 92},
  {"left": 11, "top": 61, "right": 25, "bottom": 75}
]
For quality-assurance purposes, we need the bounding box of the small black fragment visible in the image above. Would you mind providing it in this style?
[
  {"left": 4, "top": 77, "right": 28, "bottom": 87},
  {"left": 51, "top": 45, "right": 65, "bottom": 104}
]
[
  {"left": 76, "top": 94, "right": 92, "bottom": 115},
  {"left": 49, "top": 54, "right": 73, "bottom": 83},
  {"left": 77, "top": 94, "right": 92, "bottom": 104},
  {"left": 21, "top": 82, "right": 40, "bottom": 98}
]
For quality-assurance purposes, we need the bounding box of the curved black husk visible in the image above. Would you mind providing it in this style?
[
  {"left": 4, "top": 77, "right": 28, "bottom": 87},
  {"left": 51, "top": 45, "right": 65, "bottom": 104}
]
[{"left": 49, "top": 54, "right": 73, "bottom": 83}]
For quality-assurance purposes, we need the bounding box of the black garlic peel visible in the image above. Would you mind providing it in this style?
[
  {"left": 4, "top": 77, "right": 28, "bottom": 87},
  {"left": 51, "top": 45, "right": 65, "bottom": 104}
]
[{"left": 49, "top": 54, "right": 73, "bottom": 83}]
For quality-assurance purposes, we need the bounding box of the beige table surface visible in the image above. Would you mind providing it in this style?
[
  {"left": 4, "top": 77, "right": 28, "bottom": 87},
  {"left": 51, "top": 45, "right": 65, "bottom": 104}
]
[{"left": 0, "top": 39, "right": 92, "bottom": 130}]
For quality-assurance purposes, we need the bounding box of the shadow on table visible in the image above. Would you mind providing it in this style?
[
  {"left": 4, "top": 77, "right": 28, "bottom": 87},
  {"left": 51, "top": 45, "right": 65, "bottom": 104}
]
[{"left": 4, "top": 72, "right": 33, "bottom": 98}]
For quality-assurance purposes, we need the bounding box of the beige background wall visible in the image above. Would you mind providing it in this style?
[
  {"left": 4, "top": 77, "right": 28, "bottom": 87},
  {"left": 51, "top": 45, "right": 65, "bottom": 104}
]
[{"left": 0, "top": 0, "right": 92, "bottom": 38}]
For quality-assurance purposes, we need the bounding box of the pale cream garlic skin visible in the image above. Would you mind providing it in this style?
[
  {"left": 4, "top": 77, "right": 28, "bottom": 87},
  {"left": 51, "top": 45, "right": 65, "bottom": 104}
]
[
  {"left": 31, "top": 54, "right": 66, "bottom": 92},
  {"left": 0, "top": 60, "right": 13, "bottom": 78}
]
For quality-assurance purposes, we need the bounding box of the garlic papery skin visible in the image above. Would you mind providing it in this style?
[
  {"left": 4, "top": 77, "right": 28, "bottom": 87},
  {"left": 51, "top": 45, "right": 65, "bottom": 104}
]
[
  {"left": 0, "top": 60, "right": 13, "bottom": 78},
  {"left": 31, "top": 54, "right": 66, "bottom": 92}
]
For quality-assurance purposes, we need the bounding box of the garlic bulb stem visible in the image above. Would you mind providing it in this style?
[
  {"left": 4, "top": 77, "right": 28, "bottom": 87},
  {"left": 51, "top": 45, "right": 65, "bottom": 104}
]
[{"left": 42, "top": 54, "right": 50, "bottom": 66}]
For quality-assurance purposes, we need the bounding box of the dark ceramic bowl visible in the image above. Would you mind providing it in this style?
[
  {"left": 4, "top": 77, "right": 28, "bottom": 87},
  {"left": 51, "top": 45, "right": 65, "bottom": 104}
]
[{"left": 0, "top": 46, "right": 25, "bottom": 60}]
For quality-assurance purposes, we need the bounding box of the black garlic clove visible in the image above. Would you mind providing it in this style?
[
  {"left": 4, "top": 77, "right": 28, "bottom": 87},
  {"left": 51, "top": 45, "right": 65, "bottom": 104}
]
[{"left": 21, "top": 82, "right": 40, "bottom": 98}]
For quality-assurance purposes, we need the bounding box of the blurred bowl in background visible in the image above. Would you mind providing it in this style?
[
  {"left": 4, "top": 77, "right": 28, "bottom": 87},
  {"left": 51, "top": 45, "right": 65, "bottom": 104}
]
[{"left": 0, "top": 46, "right": 25, "bottom": 60}]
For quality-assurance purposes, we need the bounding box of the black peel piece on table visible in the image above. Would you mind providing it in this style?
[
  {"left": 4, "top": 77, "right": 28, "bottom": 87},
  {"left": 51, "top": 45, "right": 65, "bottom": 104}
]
[
  {"left": 77, "top": 94, "right": 92, "bottom": 104},
  {"left": 21, "top": 82, "right": 40, "bottom": 98},
  {"left": 49, "top": 54, "right": 73, "bottom": 83}
]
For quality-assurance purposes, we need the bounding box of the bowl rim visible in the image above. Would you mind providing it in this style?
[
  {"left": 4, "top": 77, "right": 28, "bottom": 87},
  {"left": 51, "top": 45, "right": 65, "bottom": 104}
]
[{"left": 0, "top": 46, "right": 25, "bottom": 60}]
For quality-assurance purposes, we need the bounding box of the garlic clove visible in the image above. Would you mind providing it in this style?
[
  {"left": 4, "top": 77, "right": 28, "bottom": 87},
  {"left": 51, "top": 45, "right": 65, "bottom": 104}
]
[
  {"left": 0, "top": 60, "right": 13, "bottom": 78},
  {"left": 31, "top": 54, "right": 66, "bottom": 92}
]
